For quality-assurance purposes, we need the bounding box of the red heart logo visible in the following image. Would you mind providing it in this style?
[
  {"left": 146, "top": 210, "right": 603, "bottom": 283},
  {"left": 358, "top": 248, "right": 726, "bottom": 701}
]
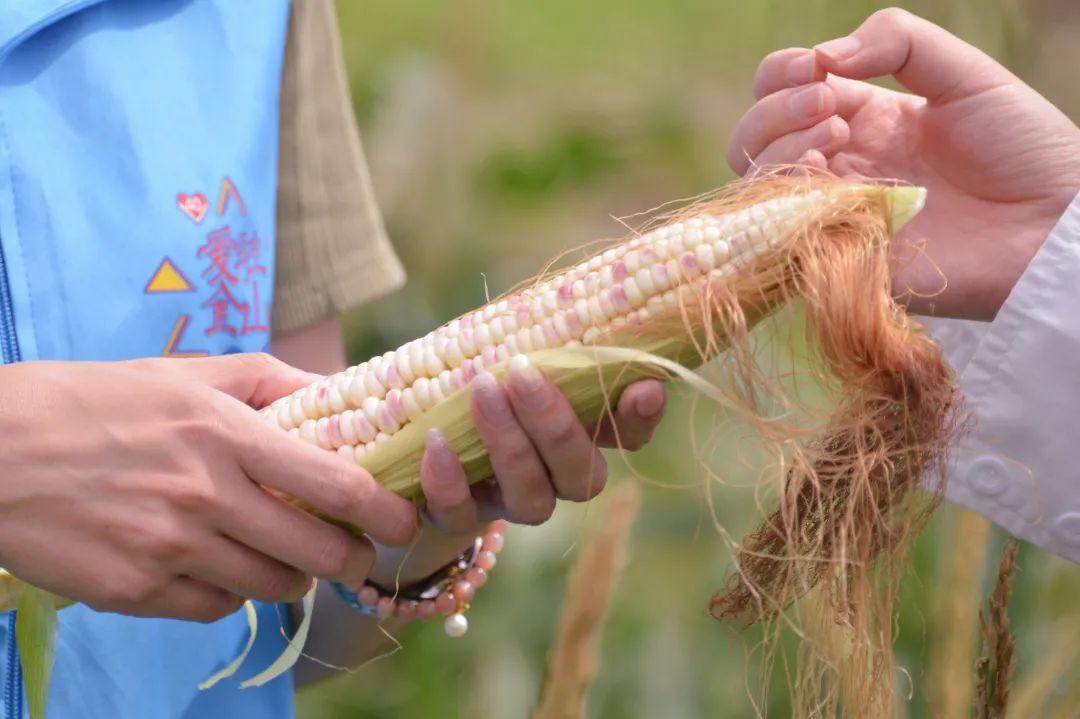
[{"left": 176, "top": 192, "right": 208, "bottom": 224}]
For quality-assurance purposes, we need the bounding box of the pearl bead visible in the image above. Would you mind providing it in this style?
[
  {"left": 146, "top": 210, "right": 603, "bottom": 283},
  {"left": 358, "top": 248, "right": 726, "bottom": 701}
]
[{"left": 444, "top": 613, "right": 469, "bottom": 638}]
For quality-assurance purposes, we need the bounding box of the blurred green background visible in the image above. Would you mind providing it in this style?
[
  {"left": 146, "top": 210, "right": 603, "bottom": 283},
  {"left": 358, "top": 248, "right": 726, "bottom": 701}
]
[{"left": 298, "top": 1, "right": 1080, "bottom": 717}]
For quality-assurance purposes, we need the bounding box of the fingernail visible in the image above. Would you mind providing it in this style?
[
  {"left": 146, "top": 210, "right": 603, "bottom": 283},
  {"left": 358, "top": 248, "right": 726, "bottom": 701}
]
[
  {"left": 425, "top": 427, "right": 449, "bottom": 452},
  {"left": 507, "top": 354, "right": 549, "bottom": 410},
  {"left": 634, "top": 390, "right": 664, "bottom": 419},
  {"left": 785, "top": 54, "right": 817, "bottom": 86},
  {"left": 789, "top": 84, "right": 826, "bottom": 118},
  {"left": 814, "top": 36, "right": 861, "bottom": 62},
  {"left": 472, "top": 371, "right": 515, "bottom": 426}
]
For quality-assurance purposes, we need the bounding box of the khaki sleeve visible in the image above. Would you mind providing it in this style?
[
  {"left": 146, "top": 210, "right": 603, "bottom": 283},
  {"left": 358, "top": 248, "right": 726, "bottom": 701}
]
[{"left": 272, "top": 0, "right": 406, "bottom": 335}]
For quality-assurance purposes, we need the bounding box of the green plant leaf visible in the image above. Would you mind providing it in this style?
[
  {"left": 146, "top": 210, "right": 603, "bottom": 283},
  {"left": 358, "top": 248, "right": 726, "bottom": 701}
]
[{"left": 16, "top": 586, "right": 59, "bottom": 719}]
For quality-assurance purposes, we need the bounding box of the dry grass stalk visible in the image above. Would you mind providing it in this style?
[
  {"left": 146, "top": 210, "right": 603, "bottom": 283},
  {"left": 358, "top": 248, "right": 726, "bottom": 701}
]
[
  {"left": 974, "top": 541, "right": 1019, "bottom": 719},
  {"left": 533, "top": 483, "right": 641, "bottom": 719},
  {"left": 928, "top": 509, "right": 993, "bottom": 718}
]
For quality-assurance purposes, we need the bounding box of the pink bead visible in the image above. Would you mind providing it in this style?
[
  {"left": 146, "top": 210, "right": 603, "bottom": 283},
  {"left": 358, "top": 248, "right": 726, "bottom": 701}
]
[
  {"left": 453, "top": 580, "right": 475, "bottom": 604},
  {"left": 376, "top": 597, "right": 395, "bottom": 619},
  {"left": 476, "top": 550, "right": 497, "bottom": 571},
  {"left": 466, "top": 567, "right": 488, "bottom": 588},
  {"left": 418, "top": 600, "right": 438, "bottom": 620},
  {"left": 435, "top": 592, "right": 457, "bottom": 616},
  {"left": 491, "top": 519, "right": 510, "bottom": 533},
  {"left": 396, "top": 600, "right": 419, "bottom": 621},
  {"left": 483, "top": 532, "right": 504, "bottom": 553},
  {"left": 358, "top": 586, "right": 379, "bottom": 607}
]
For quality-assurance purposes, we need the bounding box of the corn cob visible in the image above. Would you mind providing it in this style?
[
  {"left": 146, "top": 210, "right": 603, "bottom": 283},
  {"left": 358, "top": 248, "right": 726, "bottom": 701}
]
[{"left": 260, "top": 179, "right": 926, "bottom": 500}]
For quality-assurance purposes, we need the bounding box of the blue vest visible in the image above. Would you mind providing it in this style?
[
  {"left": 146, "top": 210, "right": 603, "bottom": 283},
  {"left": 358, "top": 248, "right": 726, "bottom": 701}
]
[{"left": 0, "top": 1, "right": 296, "bottom": 717}]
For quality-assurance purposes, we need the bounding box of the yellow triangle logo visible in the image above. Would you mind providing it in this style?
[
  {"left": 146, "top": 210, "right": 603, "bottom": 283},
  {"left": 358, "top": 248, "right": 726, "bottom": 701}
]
[{"left": 145, "top": 257, "right": 195, "bottom": 293}]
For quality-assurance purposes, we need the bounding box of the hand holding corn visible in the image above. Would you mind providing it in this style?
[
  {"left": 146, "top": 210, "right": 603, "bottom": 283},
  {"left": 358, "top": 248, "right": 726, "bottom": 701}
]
[
  {"left": 0, "top": 354, "right": 419, "bottom": 621},
  {"left": 728, "top": 7, "right": 1080, "bottom": 320}
]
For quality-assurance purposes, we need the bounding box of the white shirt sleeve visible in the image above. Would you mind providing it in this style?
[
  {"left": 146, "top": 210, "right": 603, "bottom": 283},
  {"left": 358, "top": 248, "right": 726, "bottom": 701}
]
[{"left": 924, "top": 192, "right": 1080, "bottom": 563}]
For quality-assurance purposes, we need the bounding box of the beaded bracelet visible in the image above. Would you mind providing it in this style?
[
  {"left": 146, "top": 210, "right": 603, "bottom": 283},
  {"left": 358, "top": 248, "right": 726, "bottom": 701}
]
[{"left": 333, "top": 520, "right": 507, "bottom": 637}]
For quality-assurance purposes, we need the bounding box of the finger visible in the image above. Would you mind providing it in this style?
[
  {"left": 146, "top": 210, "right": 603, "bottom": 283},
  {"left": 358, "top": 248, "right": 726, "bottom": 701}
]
[
  {"left": 183, "top": 535, "right": 313, "bottom": 604},
  {"left": 167, "top": 352, "right": 322, "bottom": 408},
  {"left": 814, "top": 7, "right": 1016, "bottom": 105},
  {"left": 234, "top": 415, "right": 419, "bottom": 546},
  {"left": 116, "top": 576, "right": 246, "bottom": 624},
  {"left": 798, "top": 149, "right": 830, "bottom": 170},
  {"left": 470, "top": 370, "right": 556, "bottom": 525},
  {"left": 420, "top": 428, "right": 480, "bottom": 534},
  {"left": 161, "top": 577, "right": 247, "bottom": 623},
  {"left": 753, "top": 115, "right": 850, "bottom": 168},
  {"left": 753, "top": 47, "right": 826, "bottom": 100},
  {"left": 727, "top": 83, "right": 838, "bottom": 176},
  {"left": 504, "top": 355, "right": 606, "bottom": 503},
  {"left": 592, "top": 379, "right": 667, "bottom": 451},
  {"left": 223, "top": 478, "right": 378, "bottom": 583}
]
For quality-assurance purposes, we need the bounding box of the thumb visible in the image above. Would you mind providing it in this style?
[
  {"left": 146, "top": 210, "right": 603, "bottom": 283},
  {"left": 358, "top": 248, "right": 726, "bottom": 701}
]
[
  {"left": 813, "top": 8, "right": 1017, "bottom": 105},
  {"left": 169, "top": 353, "right": 322, "bottom": 408}
]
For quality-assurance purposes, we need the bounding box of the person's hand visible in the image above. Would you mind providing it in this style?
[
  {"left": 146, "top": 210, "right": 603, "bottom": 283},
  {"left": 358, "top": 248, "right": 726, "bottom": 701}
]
[
  {"left": 366, "top": 356, "right": 665, "bottom": 585},
  {"left": 727, "top": 7, "right": 1080, "bottom": 320},
  {"left": 0, "top": 354, "right": 418, "bottom": 621}
]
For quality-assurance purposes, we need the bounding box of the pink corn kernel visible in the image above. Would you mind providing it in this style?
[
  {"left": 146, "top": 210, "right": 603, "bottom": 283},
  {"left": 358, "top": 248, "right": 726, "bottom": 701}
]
[{"left": 327, "top": 415, "right": 343, "bottom": 446}]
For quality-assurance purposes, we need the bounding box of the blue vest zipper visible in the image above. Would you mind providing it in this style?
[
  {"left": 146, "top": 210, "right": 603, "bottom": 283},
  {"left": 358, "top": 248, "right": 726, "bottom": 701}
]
[
  {"left": 1, "top": 230, "right": 23, "bottom": 717},
  {"left": 0, "top": 232, "right": 20, "bottom": 364},
  {"left": 4, "top": 612, "right": 21, "bottom": 719}
]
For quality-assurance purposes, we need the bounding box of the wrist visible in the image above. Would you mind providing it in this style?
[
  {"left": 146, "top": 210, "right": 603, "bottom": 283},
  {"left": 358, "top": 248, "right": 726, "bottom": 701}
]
[{"left": 367, "top": 521, "right": 485, "bottom": 588}]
